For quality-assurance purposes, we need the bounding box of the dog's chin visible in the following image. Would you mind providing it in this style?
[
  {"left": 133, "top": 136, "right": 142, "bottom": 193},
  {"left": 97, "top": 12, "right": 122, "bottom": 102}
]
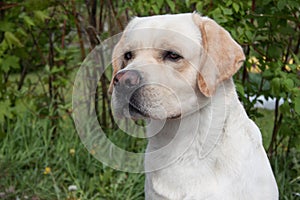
[{"left": 126, "top": 103, "right": 181, "bottom": 120}]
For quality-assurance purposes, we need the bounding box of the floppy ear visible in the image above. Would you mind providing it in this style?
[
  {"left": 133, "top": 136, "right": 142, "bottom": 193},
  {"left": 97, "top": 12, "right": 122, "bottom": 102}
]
[{"left": 192, "top": 14, "right": 245, "bottom": 97}]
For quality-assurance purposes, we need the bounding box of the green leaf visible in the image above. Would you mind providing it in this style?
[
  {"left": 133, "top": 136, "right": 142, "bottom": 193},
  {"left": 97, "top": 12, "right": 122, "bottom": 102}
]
[
  {"left": 23, "top": 15, "right": 36, "bottom": 27},
  {"left": 279, "top": 26, "right": 294, "bottom": 35},
  {"left": 221, "top": 7, "right": 233, "bottom": 15},
  {"left": 232, "top": 3, "right": 239, "bottom": 13},
  {"left": 271, "top": 77, "right": 281, "bottom": 95},
  {"left": 185, "top": 0, "right": 190, "bottom": 8},
  {"left": 196, "top": 2, "right": 203, "bottom": 12},
  {"left": 295, "top": 97, "right": 300, "bottom": 115},
  {"left": 210, "top": 7, "right": 222, "bottom": 18},
  {"left": 210, "top": 8, "right": 228, "bottom": 23},
  {"left": 152, "top": 5, "right": 160, "bottom": 14},
  {"left": 268, "top": 44, "right": 282, "bottom": 58},
  {"left": 50, "top": 66, "right": 63, "bottom": 74},
  {"left": 262, "top": 0, "right": 272, "bottom": 6},
  {"left": 17, "top": 28, "right": 28, "bottom": 37},
  {"left": 279, "top": 123, "right": 291, "bottom": 137},
  {"left": 4, "top": 32, "right": 23, "bottom": 49},
  {"left": 279, "top": 101, "right": 290, "bottom": 114},
  {"left": 291, "top": 53, "right": 300, "bottom": 64},
  {"left": 34, "top": 10, "right": 50, "bottom": 22},
  {"left": 0, "top": 99, "right": 12, "bottom": 122},
  {"left": 0, "top": 21, "right": 15, "bottom": 32},
  {"left": 2, "top": 55, "right": 20, "bottom": 72},
  {"left": 226, "top": 0, "right": 233, "bottom": 7},
  {"left": 235, "top": 82, "right": 245, "bottom": 96},
  {"left": 14, "top": 47, "right": 29, "bottom": 59},
  {"left": 283, "top": 78, "right": 294, "bottom": 89},
  {"left": 24, "top": 0, "right": 51, "bottom": 10},
  {"left": 166, "top": 0, "right": 175, "bottom": 13},
  {"left": 12, "top": 99, "right": 28, "bottom": 116},
  {"left": 245, "top": 30, "right": 253, "bottom": 40},
  {"left": 277, "top": 0, "right": 286, "bottom": 10},
  {"left": 287, "top": 0, "right": 300, "bottom": 9},
  {"left": 156, "top": 0, "right": 164, "bottom": 9}
]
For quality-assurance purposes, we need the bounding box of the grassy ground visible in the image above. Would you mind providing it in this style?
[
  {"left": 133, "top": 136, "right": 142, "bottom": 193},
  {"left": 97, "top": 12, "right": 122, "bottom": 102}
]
[
  {"left": 0, "top": 112, "right": 144, "bottom": 200},
  {"left": 255, "top": 110, "right": 300, "bottom": 199},
  {"left": 0, "top": 109, "right": 299, "bottom": 199}
]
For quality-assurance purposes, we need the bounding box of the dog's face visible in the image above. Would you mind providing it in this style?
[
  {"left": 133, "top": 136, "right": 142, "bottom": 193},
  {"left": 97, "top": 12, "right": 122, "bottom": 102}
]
[{"left": 109, "top": 13, "right": 245, "bottom": 120}]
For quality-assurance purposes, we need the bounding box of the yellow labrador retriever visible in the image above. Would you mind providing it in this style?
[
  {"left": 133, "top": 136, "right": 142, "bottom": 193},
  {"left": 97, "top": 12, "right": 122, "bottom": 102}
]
[{"left": 109, "top": 13, "right": 278, "bottom": 200}]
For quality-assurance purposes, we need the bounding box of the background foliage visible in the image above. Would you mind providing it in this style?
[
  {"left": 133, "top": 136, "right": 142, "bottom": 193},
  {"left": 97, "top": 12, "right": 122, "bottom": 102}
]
[{"left": 0, "top": 0, "right": 299, "bottom": 199}]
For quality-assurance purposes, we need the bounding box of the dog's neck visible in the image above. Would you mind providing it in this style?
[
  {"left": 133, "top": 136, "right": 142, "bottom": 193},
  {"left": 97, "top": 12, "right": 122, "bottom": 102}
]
[{"left": 145, "top": 79, "right": 241, "bottom": 171}]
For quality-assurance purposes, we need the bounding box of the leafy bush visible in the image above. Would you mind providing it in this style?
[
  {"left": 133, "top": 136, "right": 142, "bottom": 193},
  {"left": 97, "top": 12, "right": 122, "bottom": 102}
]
[{"left": 0, "top": 0, "right": 299, "bottom": 199}]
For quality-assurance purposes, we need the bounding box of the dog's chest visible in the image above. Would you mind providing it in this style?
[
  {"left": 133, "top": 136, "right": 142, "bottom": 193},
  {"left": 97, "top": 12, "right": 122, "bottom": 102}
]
[
  {"left": 145, "top": 139, "right": 249, "bottom": 200},
  {"left": 147, "top": 160, "right": 235, "bottom": 200}
]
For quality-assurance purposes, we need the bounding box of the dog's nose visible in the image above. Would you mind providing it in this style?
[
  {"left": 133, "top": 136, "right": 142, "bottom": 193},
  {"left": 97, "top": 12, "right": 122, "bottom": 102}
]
[{"left": 113, "top": 70, "right": 141, "bottom": 91}]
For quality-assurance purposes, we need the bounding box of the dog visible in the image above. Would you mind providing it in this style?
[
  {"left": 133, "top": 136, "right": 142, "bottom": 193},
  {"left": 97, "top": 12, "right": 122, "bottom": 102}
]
[{"left": 109, "top": 13, "right": 278, "bottom": 200}]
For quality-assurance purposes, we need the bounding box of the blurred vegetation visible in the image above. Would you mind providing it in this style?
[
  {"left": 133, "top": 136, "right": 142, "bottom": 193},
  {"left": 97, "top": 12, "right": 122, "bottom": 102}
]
[{"left": 0, "top": 0, "right": 299, "bottom": 199}]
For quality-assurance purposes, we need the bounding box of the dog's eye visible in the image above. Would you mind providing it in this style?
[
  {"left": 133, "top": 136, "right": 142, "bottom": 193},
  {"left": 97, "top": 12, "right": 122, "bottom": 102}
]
[
  {"left": 124, "top": 51, "right": 133, "bottom": 60},
  {"left": 164, "top": 51, "right": 182, "bottom": 61}
]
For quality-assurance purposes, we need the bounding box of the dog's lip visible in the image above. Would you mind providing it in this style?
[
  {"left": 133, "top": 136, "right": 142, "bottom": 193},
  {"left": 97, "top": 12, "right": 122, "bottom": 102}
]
[
  {"left": 167, "top": 113, "right": 181, "bottom": 120},
  {"left": 128, "top": 102, "right": 182, "bottom": 120},
  {"left": 128, "top": 102, "right": 149, "bottom": 118}
]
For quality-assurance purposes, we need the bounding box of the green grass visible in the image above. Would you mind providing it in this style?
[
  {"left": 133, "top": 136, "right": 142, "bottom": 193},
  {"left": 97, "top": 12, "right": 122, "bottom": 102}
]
[
  {"left": 254, "top": 109, "right": 274, "bottom": 149},
  {"left": 0, "top": 110, "right": 299, "bottom": 199},
  {"left": 0, "top": 112, "right": 144, "bottom": 200},
  {"left": 254, "top": 109, "right": 300, "bottom": 199}
]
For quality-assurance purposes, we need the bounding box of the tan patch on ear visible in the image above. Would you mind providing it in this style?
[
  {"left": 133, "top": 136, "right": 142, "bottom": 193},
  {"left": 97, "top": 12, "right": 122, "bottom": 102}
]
[
  {"left": 193, "top": 14, "right": 245, "bottom": 97},
  {"left": 197, "top": 73, "right": 212, "bottom": 97}
]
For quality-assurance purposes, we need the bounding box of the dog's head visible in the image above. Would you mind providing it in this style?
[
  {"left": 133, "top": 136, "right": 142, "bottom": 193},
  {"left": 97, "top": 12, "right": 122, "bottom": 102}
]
[{"left": 109, "top": 13, "right": 245, "bottom": 120}]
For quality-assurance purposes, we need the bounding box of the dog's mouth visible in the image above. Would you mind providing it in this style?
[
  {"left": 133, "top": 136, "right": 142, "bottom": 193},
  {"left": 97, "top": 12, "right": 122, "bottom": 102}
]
[
  {"left": 128, "top": 101, "right": 149, "bottom": 119},
  {"left": 115, "top": 85, "right": 182, "bottom": 120},
  {"left": 127, "top": 99, "right": 181, "bottom": 120}
]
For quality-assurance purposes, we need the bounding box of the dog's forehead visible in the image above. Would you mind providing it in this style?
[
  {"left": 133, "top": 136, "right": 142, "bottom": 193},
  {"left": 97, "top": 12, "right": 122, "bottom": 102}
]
[{"left": 122, "top": 13, "right": 201, "bottom": 49}]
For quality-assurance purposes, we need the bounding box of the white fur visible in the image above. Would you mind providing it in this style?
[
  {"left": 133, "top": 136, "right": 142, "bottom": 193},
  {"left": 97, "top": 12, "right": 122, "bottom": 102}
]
[
  {"left": 145, "top": 80, "right": 278, "bottom": 199},
  {"left": 111, "top": 13, "right": 279, "bottom": 200}
]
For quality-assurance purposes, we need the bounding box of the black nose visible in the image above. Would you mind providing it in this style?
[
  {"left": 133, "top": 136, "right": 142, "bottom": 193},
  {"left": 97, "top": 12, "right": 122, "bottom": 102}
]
[{"left": 113, "top": 70, "right": 141, "bottom": 92}]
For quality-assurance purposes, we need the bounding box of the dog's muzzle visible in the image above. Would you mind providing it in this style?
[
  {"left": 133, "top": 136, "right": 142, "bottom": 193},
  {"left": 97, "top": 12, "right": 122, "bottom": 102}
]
[{"left": 113, "top": 70, "right": 147, "bottom": 118}]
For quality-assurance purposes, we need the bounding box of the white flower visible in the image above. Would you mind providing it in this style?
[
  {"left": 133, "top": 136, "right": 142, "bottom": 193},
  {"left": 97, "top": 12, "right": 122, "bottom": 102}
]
[{"left": 68, "top": 185, "right": 78, "bottom": 191}]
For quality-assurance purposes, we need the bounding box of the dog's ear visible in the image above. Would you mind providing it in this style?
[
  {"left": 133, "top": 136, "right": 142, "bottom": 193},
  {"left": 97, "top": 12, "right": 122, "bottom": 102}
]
[{"left": 192, "top": 14, "right": 245, "bottom": 97}]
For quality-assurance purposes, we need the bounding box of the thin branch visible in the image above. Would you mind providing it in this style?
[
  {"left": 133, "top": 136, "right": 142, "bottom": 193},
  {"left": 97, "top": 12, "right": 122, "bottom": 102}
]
[
  {"left": 251, "top": 0, "right": 255, "bottom": 24},
  {"left": 267, "top": 98, "right": 283, "bottom": 157},
  {"left": 71, "top": 0, "right": 86, "bottom": 61},
  {"left": 17, "top": 61, "right": 27, "bottom": 91},
  {"left": 61, "top": 19, "right": 66, "bottom": 49},
  {"left": 0, "top": 2, "right": 19, "bottom": 11},
  {"left": 108, "top": 0, "right": 124, "bottom": 31},
  {"left": 99, "top": 0, "right": 105, "bottom": 33}
]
